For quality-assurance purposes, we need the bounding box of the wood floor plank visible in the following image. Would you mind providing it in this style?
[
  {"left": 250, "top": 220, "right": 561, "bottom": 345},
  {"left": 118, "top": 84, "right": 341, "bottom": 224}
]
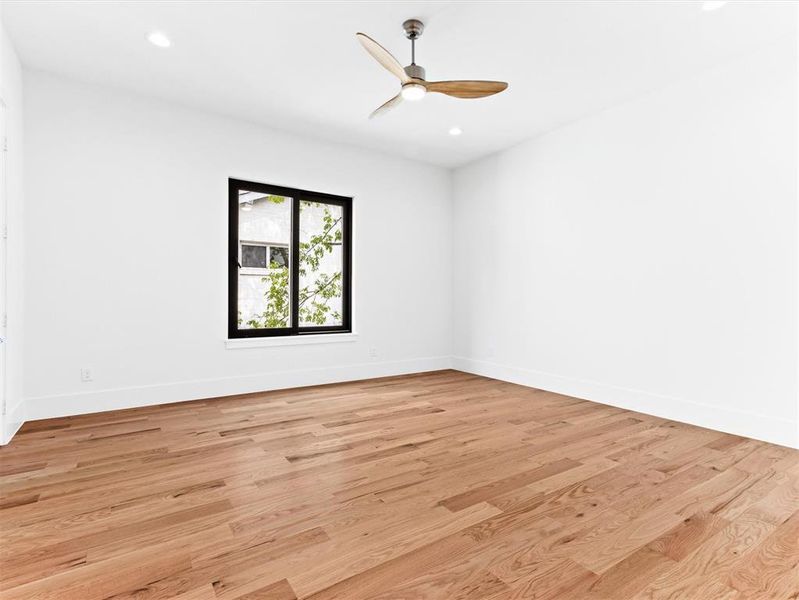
[
  {"left": 501, "top": 558, "right": 599, "bottom": 600},
  {"left": 631, "top": 513, "right": 777, "bottom": 599},
  {"left": 646, "top": 510, "right": 731, "bottom": 561},
  {"left": 725, "top": 510, "right": 799, "bottom": 598},
  {"left": 1, "top": 370, "right": 796, "bottom": 599},
  {"left": 583, "top": 546, "right": 676, "bottom": 599},
  {"left": 230, "top": 578, "right": 297, "bottom": 600},
  {"left": 438, "top": 458, "right": 581, "bottom": 512},
  {"left": 172, "top": 585, "right": 217, "bottom": 600}
]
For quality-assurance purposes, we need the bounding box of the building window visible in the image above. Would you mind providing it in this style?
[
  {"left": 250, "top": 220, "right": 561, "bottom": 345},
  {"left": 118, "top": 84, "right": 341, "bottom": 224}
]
[
  {"left": 241, "top": 243, "right": 268, "bottom": 269},
  {"left": 270, "top": 246, "right": 289, "bottom": 268},
  {"left": 239, "top": 242, "right": 289, "bottom": 273},
  {"left": 228, "top": 179, "right": 352, "bottom": 338}
]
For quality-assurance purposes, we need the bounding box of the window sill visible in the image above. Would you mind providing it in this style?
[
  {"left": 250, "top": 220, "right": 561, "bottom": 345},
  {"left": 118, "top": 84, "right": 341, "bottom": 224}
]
[{"left": 225, "top": 333, "right": 358, "bottom": 349}]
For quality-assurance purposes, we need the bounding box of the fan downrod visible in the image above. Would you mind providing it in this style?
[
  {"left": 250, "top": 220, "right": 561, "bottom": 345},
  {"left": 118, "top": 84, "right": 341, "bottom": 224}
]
[{"left": 402, "top": 19, "right": 426, "bottom": 80}]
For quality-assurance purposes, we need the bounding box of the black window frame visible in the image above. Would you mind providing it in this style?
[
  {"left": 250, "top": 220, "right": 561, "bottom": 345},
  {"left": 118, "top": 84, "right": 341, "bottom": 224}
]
[{"left": 228, "top": 178, "right": 352, "bottom": 338}]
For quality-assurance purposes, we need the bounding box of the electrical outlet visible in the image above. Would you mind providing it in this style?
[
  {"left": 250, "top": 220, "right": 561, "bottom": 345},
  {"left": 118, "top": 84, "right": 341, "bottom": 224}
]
[
  {"left": 80, "top": 368, "right": 93, "bottom": 383},
  {"left": 369, "top": 347, "right": 378, "bottom": 358}
]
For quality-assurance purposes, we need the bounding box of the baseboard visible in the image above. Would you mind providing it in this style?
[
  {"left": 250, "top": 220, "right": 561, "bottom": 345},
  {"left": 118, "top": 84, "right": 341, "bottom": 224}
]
[
  {"left": 452, "top": 356, "right": 798, "bottom": 449},
  {"left": 25, "top": 356, "right": 453, "bottom": 421},
  {"left": 20, "top": 354, "right": 799, "bottom": 450},
  {"left": 1, "top": 399, "right": 26, "bottom": 445}
]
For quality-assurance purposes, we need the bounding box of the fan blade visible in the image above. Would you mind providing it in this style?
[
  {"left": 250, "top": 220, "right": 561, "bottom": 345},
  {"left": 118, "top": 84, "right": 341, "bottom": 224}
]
[
  {"left": 423, "top": 80, "right": 508, "bottom": 99},
  {"left": 356, "top": 33, "right": 410, "bottom": 83},
  {"left": 369, "top": 93, "right": 402, "bottom": 119}
]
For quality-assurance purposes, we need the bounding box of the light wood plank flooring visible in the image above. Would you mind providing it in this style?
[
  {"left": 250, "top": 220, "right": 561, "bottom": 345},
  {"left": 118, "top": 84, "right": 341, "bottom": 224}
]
[{"left": 1, "top": 370, "right": 797, "bottom": 599}]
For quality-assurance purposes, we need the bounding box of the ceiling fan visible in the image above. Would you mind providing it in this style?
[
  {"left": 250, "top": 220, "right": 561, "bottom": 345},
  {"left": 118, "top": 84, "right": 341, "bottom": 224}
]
[{"left": 357, "top": 19, "right": 508, "bottom": 119}]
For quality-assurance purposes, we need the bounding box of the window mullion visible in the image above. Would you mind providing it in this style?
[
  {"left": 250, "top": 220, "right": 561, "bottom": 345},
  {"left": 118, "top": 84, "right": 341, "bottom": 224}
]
[{"left": 290, "top": 196, "right": 300, "bottom": 334}]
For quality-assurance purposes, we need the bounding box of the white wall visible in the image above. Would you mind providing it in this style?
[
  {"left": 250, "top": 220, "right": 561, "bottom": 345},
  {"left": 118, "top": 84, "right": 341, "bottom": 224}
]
[
  {"left": 0, "top": 19, "right": 25, "bottom": 444},
  {"left": 453, "top": 38, "right": 799, "bottom": 448},
  {"left": 15, "top": 36, "right": 799, "bottom": 450},
  {"left": 23, "top": 71, "right": 452, "bottom": 420}
]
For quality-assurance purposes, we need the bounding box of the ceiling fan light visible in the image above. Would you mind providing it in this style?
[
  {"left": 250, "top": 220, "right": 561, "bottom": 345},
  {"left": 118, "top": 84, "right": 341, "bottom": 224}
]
[
  {"left": 400, "top": 83, "right": 426, "bottom": 101},
  {"left": 240, "top": 202, "right": 253, "bottom": 212}
]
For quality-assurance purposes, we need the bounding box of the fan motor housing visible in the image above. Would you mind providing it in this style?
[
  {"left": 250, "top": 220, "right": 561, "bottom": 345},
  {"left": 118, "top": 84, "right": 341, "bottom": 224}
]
[
  {"left": 402, "top": 19, "right": 424, "bottom": 40},
  {"left": 404, "top": 64, "right": 426, "bottom": 80}
]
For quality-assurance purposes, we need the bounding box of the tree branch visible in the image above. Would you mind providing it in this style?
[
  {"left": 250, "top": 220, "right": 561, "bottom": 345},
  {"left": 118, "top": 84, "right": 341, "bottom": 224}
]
[
  {"left": 299, "top": 216, "right": 342, "bottom": 263},
  {"left": 298, "top": 272, "right": 342, "bottom": 310}
]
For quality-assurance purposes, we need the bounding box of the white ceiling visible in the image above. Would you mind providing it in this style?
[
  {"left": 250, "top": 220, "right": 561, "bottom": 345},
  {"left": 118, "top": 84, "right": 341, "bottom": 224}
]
[{"left": 2, "top": 1, "right": 796, "bottom": 167}]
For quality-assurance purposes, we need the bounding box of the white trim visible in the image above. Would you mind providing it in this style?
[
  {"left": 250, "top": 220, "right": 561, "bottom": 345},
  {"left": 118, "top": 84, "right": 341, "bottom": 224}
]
[
  {"left": 25, "top": 356, "right": 452, "bottom": 421},
  {"left": 16, "top": 355, "right": 798, "bottom": 450},
  {"left": 226, "top": 332, "right": 358, "bottom": 348},
  {"left": 1, "top": 398, "right": 25, "bottom": 445},
  {"left": 17, "top": 353, "right": 797, "bottom": 449},
  {"left": 452, "top": 356, "right": 799, "bottom": 449}
]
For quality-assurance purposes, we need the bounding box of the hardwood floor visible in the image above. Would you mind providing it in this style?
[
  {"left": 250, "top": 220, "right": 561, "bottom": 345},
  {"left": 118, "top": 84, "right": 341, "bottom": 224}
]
[{"left": 1, "top": 370, "right": 797, "bottom": 599}]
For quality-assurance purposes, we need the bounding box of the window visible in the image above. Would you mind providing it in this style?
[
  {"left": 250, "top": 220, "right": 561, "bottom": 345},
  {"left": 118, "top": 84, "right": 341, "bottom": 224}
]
[
  {"left": 241, "top": 243, "right": 268, "bottom": 269},
  {"left": 228, "top": 179, "right": 352, "bottom": 338},
  {"left": 239, "top": 242, "right": 289, "bottom": 273}
]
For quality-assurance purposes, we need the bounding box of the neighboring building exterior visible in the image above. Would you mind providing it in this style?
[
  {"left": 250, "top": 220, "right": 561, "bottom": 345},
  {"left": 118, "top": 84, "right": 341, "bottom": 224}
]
[{"left": 237, "top": 191, "right": 343, "bottom": 328}]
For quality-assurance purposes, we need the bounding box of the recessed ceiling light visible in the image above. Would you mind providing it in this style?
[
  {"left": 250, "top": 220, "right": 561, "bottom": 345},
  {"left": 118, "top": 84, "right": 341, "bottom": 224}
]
[
  {"left": 449, "top": 126, "right": 463, "bottom": 136},
  {"left": 147, "top": 31, "right": 171, "bottom": 48},
  {"left": 702, "top": 1, "right": 727, "bottom": 11}
]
